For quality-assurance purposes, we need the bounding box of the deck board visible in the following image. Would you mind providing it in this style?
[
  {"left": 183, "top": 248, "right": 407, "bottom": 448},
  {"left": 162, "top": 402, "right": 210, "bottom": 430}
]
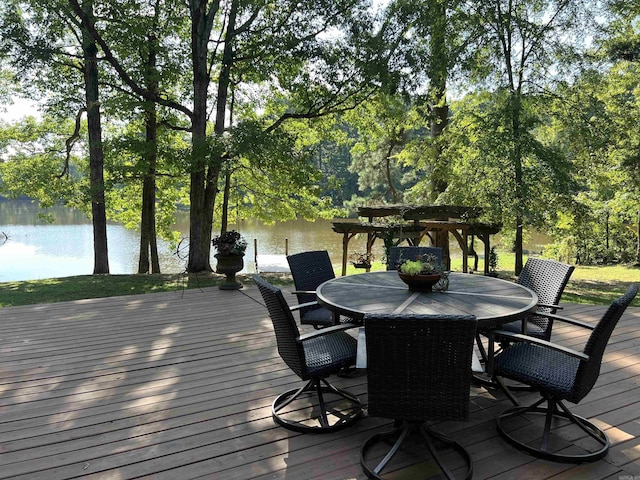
[{"left": 1, "top": 284, "right": 639, "bottom": 479}]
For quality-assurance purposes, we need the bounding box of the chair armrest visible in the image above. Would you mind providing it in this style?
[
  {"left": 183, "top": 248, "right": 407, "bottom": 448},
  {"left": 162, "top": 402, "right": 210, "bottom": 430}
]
[
  {"left": 291, "top": 290, "right": 317, "bottom": 295},
  {"left": 289, "top": 301, "right": 318, "bottom": 312},
  {"left": 298, "top": 323, "right": 360, "bottom": 342},
  {"left": 490, "top": 329, "right": 589, "bottom": 361},
  {"left": 540, "top": 312, "right": 596, "bottom": 330},
  {"left": 536, "top": 303, "right": 563, "bottom": 310}
]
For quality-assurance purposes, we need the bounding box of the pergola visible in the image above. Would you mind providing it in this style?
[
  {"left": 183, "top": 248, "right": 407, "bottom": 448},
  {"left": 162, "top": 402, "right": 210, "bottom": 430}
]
[{"left": 332, "top": 204, "right": 501, "bottom": 276}]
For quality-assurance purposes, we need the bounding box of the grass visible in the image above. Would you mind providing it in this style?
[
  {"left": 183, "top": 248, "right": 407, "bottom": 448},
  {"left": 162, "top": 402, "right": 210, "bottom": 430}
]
[
  {"left": 0, "top": 252, "right": 639, "bottom": 308},
  {"left": 345, "top": 253, "right": 640, "bottom": 308},
  {"left": 0, "top": 272, "right": 289, "bottom": 307}
]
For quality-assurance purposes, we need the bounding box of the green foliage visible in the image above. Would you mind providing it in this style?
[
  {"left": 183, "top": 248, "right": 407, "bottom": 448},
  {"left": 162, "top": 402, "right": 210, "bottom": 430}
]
[
  {"left": 398, "top": 253, "right": 442, "bottom": 275},
  {"left": 212, "top": 230, "right": 248, "bottom": 256},
  {"left": 0, "top": 116, "right": 83, "bottom": 207}
]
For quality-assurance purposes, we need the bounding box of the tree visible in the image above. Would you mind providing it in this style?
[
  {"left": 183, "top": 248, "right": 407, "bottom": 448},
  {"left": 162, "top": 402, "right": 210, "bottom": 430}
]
[
  {"left": 463, "top": 0, "right": 587, "bottom": 274},
  {"left": 0, "top": 0, "right": 111, "bottom": 273},
  {"left": 81, "top": 0, "right": 109, "bottom": 273},
  {"left": 345, "top": 93, "right": 423, "bottom": 204},
  {"left": 70, "top": 0, "right": 382, "bottom": 273}
]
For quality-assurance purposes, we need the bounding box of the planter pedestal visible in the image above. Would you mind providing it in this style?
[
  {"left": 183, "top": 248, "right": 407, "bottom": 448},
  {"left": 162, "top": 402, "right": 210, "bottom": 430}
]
[{"left": 215, "top": 254, "right": 244, "bottom": 290}]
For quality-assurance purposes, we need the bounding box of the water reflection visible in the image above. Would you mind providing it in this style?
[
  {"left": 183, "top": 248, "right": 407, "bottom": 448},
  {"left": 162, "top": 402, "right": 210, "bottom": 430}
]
[
  {"left": 0, "top": 199, "right": 549, "bottom": 282},
  {"left": 0, "top": 199, "right": 377, "bottom": 282}
]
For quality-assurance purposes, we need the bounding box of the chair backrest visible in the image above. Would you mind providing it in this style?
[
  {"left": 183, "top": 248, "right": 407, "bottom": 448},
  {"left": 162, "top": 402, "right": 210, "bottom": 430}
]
[
  {"left": 386, "top": 246, "right": 444, "bottom": 271},
  {"left": 572, "top": 284, "right": 638, "bottom": 402},
  {"left": 253, "top": 275, "right": 305, "bottom": 378},
  {"left": 364, "top": 313, "right": 477, "bottom": 423},
  {"left": 287, "top": 250, "right": 335, "bottom": 311},
  {"left": 518, "top": 257, "right": 575, "bottom": 337},
  {"left": 518, "top": 257, "right": 575, "bottom": 311}
]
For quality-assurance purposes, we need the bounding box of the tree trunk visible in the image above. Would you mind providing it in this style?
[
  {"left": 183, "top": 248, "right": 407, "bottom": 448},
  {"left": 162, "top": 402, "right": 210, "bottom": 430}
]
[
  {"left": 206, "top": 0, "right": 237, "bottom": 242},
  {"left": 187, "top": 0, "right": 218, "bottom": 273},
  {"left": 511, "top": 91, "right": 524, "bottom": 276},
  {"left": 428, "top": 0, "right": 449, "bottom": 200},
  {"left": 221, "top": 167, "right": 232, "bottom": 234},
  {"left": 139, "top": 104, "right": 160, "bottom": 273},
  {"left": 429, "top": 0, "right": 451, "bottom": 266},
  {"left": 81, "top": 1, "right": 109, "bottom": 274},
  {"left": 636, "top": 204, "right": 640, "bottom": 266},
  {"left": 139, "top": 36, "right": 160, "bottom": 274}
]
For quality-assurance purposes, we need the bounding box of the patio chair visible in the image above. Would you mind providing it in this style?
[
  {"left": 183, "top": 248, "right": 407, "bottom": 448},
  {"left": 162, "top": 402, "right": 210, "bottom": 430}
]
[
  {"left": 287, "top": 250, "right": 349, "bottom": 328},
  {"left": 253, "top": 274, "right": 362, "bottom": 433},
  {"left": 386, "top": 246, "right": 443, "bottom": 271},
  {"left": 360, "top": 313, "right": 477, "bottom": 480},
  {"left": 492, "top": 284, "right": 637, "bottom": 462},
  {"left": 497, "top": 257, "right": 575, "bottom": 340},
  {"left": 476, "top": 257, "right": 574, "bottom": 392}
]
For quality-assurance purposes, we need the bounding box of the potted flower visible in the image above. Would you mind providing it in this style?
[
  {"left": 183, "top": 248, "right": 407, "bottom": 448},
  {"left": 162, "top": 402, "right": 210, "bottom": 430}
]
[
  {"left": 349, "top": 252, "right": 374, "bottom": 269},
  {"left": 213, "top": 230, "right": 248, "bottom": 290},
  {"left": 397, "top": 253, "right": 444, "bottom": 292}
]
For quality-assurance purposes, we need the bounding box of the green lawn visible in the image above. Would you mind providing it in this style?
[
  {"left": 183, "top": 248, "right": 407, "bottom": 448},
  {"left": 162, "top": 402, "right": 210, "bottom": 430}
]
[
  {"left": 0, "top": 253, "right": 638, "bottom": 308},
  {"left": 346, "top": 253, "right": 640, "bottom": 308}
]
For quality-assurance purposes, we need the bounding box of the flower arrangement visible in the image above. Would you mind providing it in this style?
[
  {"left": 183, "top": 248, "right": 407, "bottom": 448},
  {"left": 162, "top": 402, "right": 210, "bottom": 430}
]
[
  {"left": 398, "top": 253, "right": 442, "bottom": 276},
  {"left": 212, "top": 230, "right": 248, "bottom": 256},
  {"left": 349, "top": 251, "right": 374, "bottom": 268}
]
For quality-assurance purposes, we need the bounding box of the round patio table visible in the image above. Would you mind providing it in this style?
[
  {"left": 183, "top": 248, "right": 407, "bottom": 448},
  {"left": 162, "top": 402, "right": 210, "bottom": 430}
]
[{"left": 316, "top": 271, "right": 538, "bottom": 330}]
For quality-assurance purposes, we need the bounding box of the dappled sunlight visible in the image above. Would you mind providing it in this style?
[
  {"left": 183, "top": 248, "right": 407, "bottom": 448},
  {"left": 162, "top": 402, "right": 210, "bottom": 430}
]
[
  {"left": 161, "top": 324, "right": 181, "bottom": 335},
  {"left": 121, "top": 298, "right": 145, "bottom": 308},
  {"left": 13, "top": 283, "right": 640, "bottom": 478},
  {"left": 615, "top": 440, "right": 640, "bottom": 463},
  {"left": 128, "top": 376, "right": 179, "bottom": 398},
  {"left": 7, "top": 377, "right": 62, "bottom": 404},
  {"left": 606, "top": 351, "right": 640, "bottom": 372},
  {"left": 48, "top": 409, "right": 83, "bottom": 429},
  {"left": 593, "top": 420, "right": 635, "bottom": 444},
  {"left": 126, "top": 391, "right": 178, "bottom": 413},
  {"left": 59, "top": 310, "right": 100, "bottom": 321},
  {"left": 117, "top": 345, "right": 140, "bottom": 357},
  {"left": 259, "top": 316, "right": 273, "bottom": 331},
  {"left": 148, "top": 338, "right": 173, "bottom": 362},
  {"left": 66, "top": 375, "right": 127, "bottom": 403}
]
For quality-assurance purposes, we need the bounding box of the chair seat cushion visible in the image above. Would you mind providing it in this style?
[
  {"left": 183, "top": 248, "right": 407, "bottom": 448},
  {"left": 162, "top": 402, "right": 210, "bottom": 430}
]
[
  {"left": 303, "top": 331, "right": 357, "bottom": 377},
  {"left": 300, "top": 306, "right": 335, "bottom": 327},
  {"left": 494, "top": 342, "right": 580, "bottom": 398}
]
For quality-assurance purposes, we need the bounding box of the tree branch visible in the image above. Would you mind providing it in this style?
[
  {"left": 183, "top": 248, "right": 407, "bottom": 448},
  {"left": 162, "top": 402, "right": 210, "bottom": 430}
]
[
  {"left": 60, "top": 107, "right": 86, "bottom": 178},
  {"left": 66, "top": 0, "right": 193, "bottom": 120}
]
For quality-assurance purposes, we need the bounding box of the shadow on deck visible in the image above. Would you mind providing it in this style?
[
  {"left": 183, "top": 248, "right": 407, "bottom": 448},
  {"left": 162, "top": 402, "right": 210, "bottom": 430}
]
[{"left": 0, "top": 285, "right": 639, "bottom": 479}]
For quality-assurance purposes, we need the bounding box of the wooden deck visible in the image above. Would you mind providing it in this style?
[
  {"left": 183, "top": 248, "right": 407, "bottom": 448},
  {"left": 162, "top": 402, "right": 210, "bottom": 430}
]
[{"left": 1, "top": 283, "right": 640, "bottom": 479}]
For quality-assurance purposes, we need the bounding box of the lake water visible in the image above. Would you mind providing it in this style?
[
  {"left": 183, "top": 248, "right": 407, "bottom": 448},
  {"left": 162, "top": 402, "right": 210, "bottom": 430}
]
[
  {"left": 0, "top": 199, "right": 380, "bottom": 282},
  {"left": 0, "top": 198, "right": 550, "bottom": 282}
]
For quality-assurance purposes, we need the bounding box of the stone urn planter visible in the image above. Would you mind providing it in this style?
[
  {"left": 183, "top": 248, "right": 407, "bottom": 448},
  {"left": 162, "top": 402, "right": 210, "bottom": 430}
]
[
  {"left": 212, "top": 230, "right": 248, "bottom": 291},
  {"left": 215, "top": 254, "right": 244, "bottom": 290}
]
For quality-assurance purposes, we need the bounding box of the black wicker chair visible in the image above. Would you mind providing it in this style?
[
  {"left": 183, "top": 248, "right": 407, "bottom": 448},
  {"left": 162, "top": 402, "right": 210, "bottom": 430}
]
[
  {"left": 360, "top": 314, "right": 477, "bottom": 480},
  {"left": 497, "top": 257, "right": 575, "bottom": 340},
  {"left": 386, "top": 246, "right": 443, "bottom": 271},
  {"left": 492, "top": 284, "right": 638, "bottom": 463},
  {"left": 287, "top": 250, "right": 344, "bottom": 328},
  {"left": 476, "top": 258, "right": 574, "bottom": 395},
  {"left": 253, "top": 274, "right": 362, "bottom": 433}
]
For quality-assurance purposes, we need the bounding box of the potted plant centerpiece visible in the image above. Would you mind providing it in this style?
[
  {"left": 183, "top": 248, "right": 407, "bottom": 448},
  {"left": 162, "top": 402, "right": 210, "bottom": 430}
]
[
  {"left": 397, "top": 253, "right": 444, "bottom": 292},
  {"left": 213, "top": 230, "right": 248, "bottom": 290}
]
